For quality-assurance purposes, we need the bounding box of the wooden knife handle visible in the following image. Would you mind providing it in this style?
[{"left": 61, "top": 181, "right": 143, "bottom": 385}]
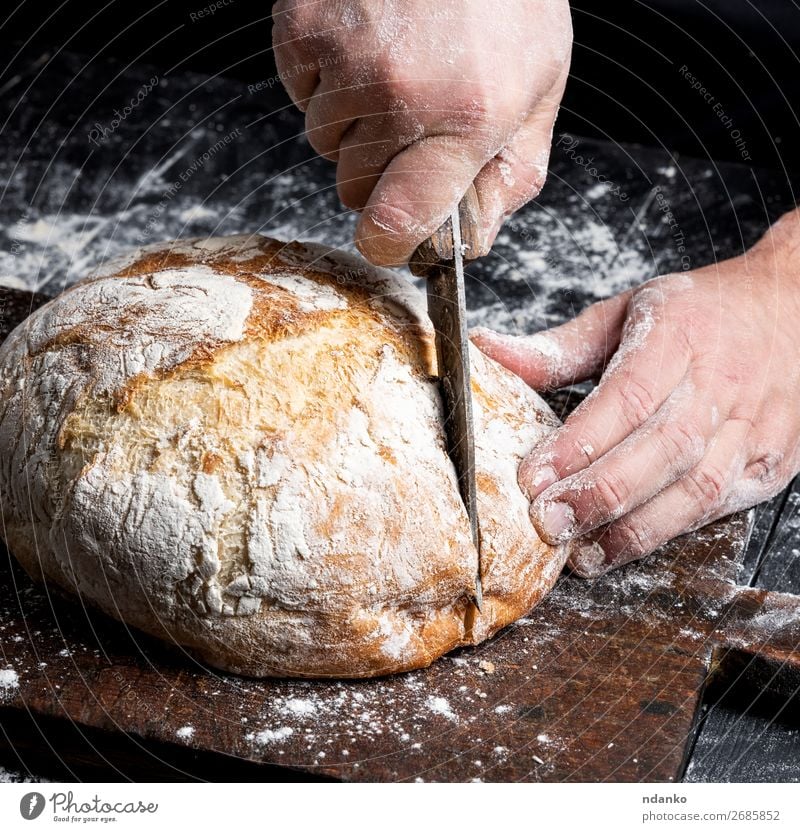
[{"left": 409, "top": 184, "right": 483, "bottom": 277}]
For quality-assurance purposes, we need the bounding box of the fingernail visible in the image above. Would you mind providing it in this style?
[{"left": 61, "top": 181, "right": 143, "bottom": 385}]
[
  {"left": 569, "top": 540, "right": 610, "bottom": 578},
  {"left": 524, "top": 465, "right": 558, "bottom": 500},
  {"left": 533, "top": 500, "right": 576, "bottom": 543}
]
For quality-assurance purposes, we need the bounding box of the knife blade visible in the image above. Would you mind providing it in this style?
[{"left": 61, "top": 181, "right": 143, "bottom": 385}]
[{"left": 410, "top": 188, "right": 483, "bottom": 612}]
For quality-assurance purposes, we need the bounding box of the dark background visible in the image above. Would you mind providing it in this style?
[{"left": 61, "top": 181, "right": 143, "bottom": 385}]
[{"left": 1, "top": 0, "right": 798, "bottom": 177}]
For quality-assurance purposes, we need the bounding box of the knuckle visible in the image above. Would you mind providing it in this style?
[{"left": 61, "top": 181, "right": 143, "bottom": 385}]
[
  {"left": 654, "top": 420, "right": 705, "bottom": 466},
  {"left": 629, "top": 281, "right": 664, "bottom": 313},
  {"left": 618, "top": 377, "right": 658, "bottom": 429},
  {"left": 446, "top": 89, "right": 518, "bottom": 146},
  {"left": 273, "top": 13, "right": 301, "bottom": 44},
  {"left": 682, "top": 464, "right": 728, "bottom": 513},
  {"left": 637, "top": 272, "right": 692, "bottom": 305},
  {"left": 380, "top": 54, "right": 434, "bottom": 100},
  {"left": 382, "top": 71, "right": 417, "bottom": 104},
  {"left": 720, "top": 363, "right": 748, "bottom": 388},
  {"left": 745, "top": 452, "right": 786, "bottom": 490},
  {"left": 569, "top": 436, "right": 598, "bottom": 465},
  {"left": 659, "top": 272, "right": 695, "bottom": 296},
  {"left": 461, "top": 88, "right": 506, "bottom": 125},
  {"left": 610, "top": 517, "right": 657, "bottom": 559},
  {"left": 728, "top": 411, "right": 757, "bottom": 432},
  {"left": 590, "top": 471, "right": 631, "bottom": 520},
  {"left": 278, "top": 0, "right": 316, "bottom": 33}
]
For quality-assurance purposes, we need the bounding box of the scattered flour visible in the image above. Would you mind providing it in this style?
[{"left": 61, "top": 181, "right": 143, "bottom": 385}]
[
  {"left": 585, "top": 182, "right": 612, "bottom": 200},
  {"left": 176, "top": 725, "right": 195, "bottom": 741},
  {"left": 283, "top": 698, "right": 318, "bottom": 718},
  {"left": 0, "top": 667, "right": 19, "bottom": 700},
  {"left": 426, "top": 695, "right": 458, "bottom": 722},
  {"left": 248, "top": 726, "right": 295, "bottom": 745},
  {"left": 0, "top": 766, "right": 48, "bottom": 783}
]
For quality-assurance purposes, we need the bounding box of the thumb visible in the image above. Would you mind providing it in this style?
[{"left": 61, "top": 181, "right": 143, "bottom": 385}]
[
  {"left": 471, "top": 291, "right": 633, "bottom": 390},
  {"left": 354, "top": 134, "right": 493, "bottom": 267}
]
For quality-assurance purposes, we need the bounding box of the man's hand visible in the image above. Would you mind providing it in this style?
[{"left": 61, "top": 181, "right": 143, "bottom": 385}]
[
  {"left": 472, "top": 209, "right": 800, "bottom": 577},
  {"left": 272, "top": 0, "right": 572, "bottom": 265}
]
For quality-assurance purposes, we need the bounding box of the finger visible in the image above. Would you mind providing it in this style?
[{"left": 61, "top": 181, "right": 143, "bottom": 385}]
[
  {"left": 470, "top": 292, "right": 631, "bottom": 390},
  {"left": 302, "top": 75, "right": 361, "bottom": 161},
  {"left": 568, "top": 418, "right": 749, "bottom": 577},
  {"left": 529, "top": 379, "right": 715, "bottom": 545},
  {"left": 473, "top": 64, "right": 569, "bottom": 249},
  {"left": 306, "top": 83, "right": 358, "bottom": 162},
  {"left": 354, "top": 134, "right": 497, "bottom": 266},
  {"left": 335, "top": 115, "right": 411, "bottom": 210},
  {"left": 473, "top": 99, "right": 562, "bottom": 250},
  {"left": 519, "top": 294, "right": 690, "bottom": 501},
  {"left": 271, "top": 5, "right": 322, "bottom": 109}
]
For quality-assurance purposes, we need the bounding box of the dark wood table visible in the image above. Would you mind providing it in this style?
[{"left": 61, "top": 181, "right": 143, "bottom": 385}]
[{"left": 0, "top": 50, "right": 798, "bottom": 782}]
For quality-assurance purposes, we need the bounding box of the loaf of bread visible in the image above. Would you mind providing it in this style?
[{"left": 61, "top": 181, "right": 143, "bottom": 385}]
[{"left": 0, "top": 235, "right": 568, "bottom": 678}]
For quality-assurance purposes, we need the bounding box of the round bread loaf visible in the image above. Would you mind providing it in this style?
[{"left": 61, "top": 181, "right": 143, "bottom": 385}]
[{"left": 0, "top": 235, "right": 568, "bottom": 678}]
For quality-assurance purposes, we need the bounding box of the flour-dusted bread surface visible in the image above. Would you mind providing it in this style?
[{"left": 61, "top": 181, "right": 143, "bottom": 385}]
[{"left": 0, "top": 235, "right": 568, "bottom": 678}]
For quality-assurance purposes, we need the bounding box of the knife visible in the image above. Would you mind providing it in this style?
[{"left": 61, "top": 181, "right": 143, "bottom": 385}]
[{"left": 410, "top": 185, "right": 483, "bottom": 612}]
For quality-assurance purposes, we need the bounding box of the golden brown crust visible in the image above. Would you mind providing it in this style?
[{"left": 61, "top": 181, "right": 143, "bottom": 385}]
[{"left": 0, "top": 235, "right": 569, "bottom": 678}]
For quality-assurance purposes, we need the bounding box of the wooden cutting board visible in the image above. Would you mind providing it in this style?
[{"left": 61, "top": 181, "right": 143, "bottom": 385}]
[{"left": 1, "top": 287, "right": 799, "bottom": 782}]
